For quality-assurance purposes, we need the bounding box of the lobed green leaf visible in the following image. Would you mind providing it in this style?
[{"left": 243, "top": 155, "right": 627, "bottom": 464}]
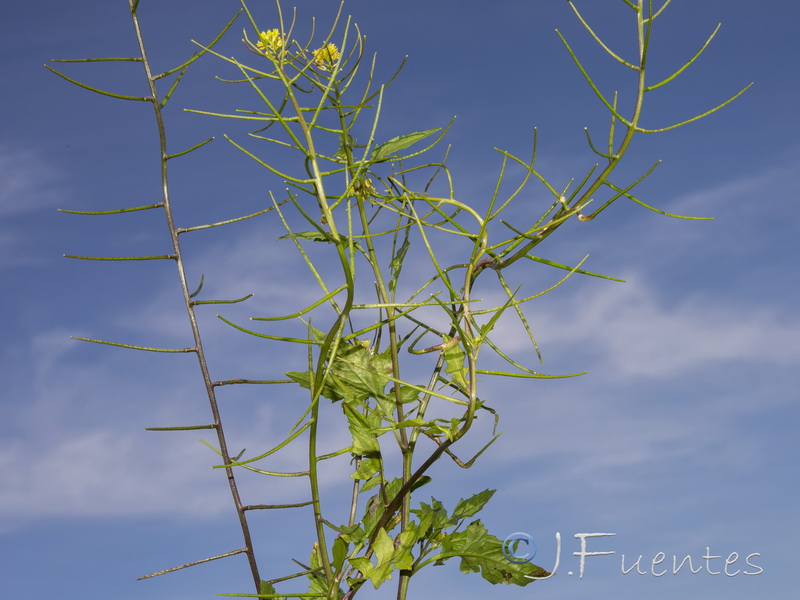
[{"left": 439, "top": 521, "right": 549, "bottom": 585}]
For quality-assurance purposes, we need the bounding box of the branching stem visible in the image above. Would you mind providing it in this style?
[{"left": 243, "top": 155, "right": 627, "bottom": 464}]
[{"left": 127, "top": 0, "right": 261, "bottom": 590}]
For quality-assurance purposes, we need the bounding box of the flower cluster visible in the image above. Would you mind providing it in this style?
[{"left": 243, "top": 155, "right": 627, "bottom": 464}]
[
  {"left": 256, "top": 29, "right": 283, "bottom": 56},
  {"left": 313, "top": 43, "right": 340, "bottom": 71},
  {"left": 355, "top": 178, "right": 375, "bottom": 197}
]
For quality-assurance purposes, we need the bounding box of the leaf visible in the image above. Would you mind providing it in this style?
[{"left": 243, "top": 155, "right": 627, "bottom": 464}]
[
  {"left": 359, "top": 473, "right": 382, "bottom": 492},
  {"left": 350, "top": 526, "right": 416, "bottom": 589},
  {"left": 411, "top": 497, "right": 449, "bottom": 538},
  {"left": 388, "top": 238, "right": 410, "bottom": 294},
  {"left": 393, "top": 523, "right": 419, "bottom": 570},
  {"left": 351, "top": 457, "right": 381, "bottom": 480},
  {"left": 413, "top": 503, "right": 438, "bottom": 545},
  {"left": 332, "top": 536, "right": 349, "bottom": 572},
  {"left": 306, "top": 543, "right": 329, "bottom": 596},
  {"left": 259, "top": 580, "right": 285, "bottom": 600},
  {"left": 371, "top": 128, "right": 440, "bottom": 161},
  {"left": 335, "top": 133, "right": 356, "bottom": 158},
  {"left": 285, "top": 369, "right": 344, "bottom": 403},
  {"left": 372, "top": 418, "right": 427, "bottom": 434},
  {"left": 277, "top": 231, "right": 363, "bottom": 249},
  {"left": 278, "top": 231, "right": 335, "bottom": 243},
  {"left": 358, "top": 477, "right": 405, "bottom": 537},
  {"left": 340, "top": 523, "right": 368, "bottom": 546},
  {"left": 410, "top": 493, "right": 548, "bottom": 585},
  {"left": 448, "top": 489, "right": 496, "bottom": 525},
  {"left": 442, "top": 335, "right": 468, "bottom": 391},
  {"left": 422, "top": 418, "right": 461, "bottom": 442},
  {"left": 334, "top": 344, "right": 393, "bottom": 403},
  {"left": 396, "top": 385, "right": 421, "bottom": 404},
  {"left": 286, "top": 341, "right": 392, "bottom": 404},
  {"left": 439, "top": 521, "right": 550, "bottom": 585},
  {"left": 343, "top": 403, "right": 381, "bottom": 455},
  {"left": 359, "top": 494, "right": 384, "bottom": 538},
  {"left": 373, "top": 380, "right": 418, "bottom": 423},
  {"left": 277, "top": 231, "right": 364, "bottom": 253},
  {"left": 390, "top": 238, "right": 410, "bottom": 273},
  {"left": 409, "top": 475, "right": 433, "bottom": 493},
  {"left": 367, "top": 528, "right": 396, "bottom": 587},
  {"left": 411, "top": 490, "right": 493, "bottom": 543}
]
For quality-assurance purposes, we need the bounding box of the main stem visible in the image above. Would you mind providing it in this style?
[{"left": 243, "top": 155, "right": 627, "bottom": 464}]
[
  {"left": 328, "top": 80, "right": 417, "bottom": 599},
  {"left": 128, "top": 1, "right": 261, "bottom": 591}
]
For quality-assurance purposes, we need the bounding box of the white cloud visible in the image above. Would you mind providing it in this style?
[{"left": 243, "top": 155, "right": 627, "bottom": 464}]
[
  {"left": 532, "top": 275, "right": 800, "bottom": 378},
  {"left": 9, "top": 154, "right": 797, "bottom": 529},
  {"left": 0, "top": 143, "right": 59, "bottom": 217},
  {"left": 0, "top": 430, "right": 228, "bottom": 520},
  {"left": 0, "top": 392, "right": 351, "bottom": 523},
  {"left": 0, "top": 143, "right": 62, "bottom": 269},
  {"left": 0, "top": 325, "right": 355, "bottom": 524}
]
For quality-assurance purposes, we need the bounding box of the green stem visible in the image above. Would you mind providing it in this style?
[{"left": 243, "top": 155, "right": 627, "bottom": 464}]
[
  {"left": 329, "top": 78, "right": 417, "bottom": 599},
  {"left": 273, "top": 48, "right": 360, "bottom": 594},
  {"left": 498, "top": 0, "right": 651, "bottom": 271}
]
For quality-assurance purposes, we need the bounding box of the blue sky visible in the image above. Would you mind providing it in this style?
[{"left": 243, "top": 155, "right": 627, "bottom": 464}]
[{"left": 2, "top": 1, "right": 799, "bottom": 599}]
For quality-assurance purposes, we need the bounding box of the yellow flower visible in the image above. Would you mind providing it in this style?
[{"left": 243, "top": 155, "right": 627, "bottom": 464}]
[
  {"left": 256, "top": 29, "right": 283, "bottom": 56},
  {"left": 356, "top": 178, "right": 375, "bottom": 197},
  {"left": 313, "top": 43, "right": 340, "bottom": 70}
]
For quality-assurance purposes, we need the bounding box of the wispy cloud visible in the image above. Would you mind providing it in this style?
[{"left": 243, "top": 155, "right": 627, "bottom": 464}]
[
  {"left": 530, "top": 273, "right": 800, "bottom": 378},
  {"left": 0, "top": 143, "right": 60, "bottom": 217},
  {"left": 7, "top": 152, "right": 796, "bottom": 530},
  {"left": 1, "top": 324, "right": 353, "bottom": 524},
  {"left": 482, "top": 153, "right": 800, "bottom": 380},
  {"left": 0, "top": 143, "right": 64, "bottom": 269}
]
